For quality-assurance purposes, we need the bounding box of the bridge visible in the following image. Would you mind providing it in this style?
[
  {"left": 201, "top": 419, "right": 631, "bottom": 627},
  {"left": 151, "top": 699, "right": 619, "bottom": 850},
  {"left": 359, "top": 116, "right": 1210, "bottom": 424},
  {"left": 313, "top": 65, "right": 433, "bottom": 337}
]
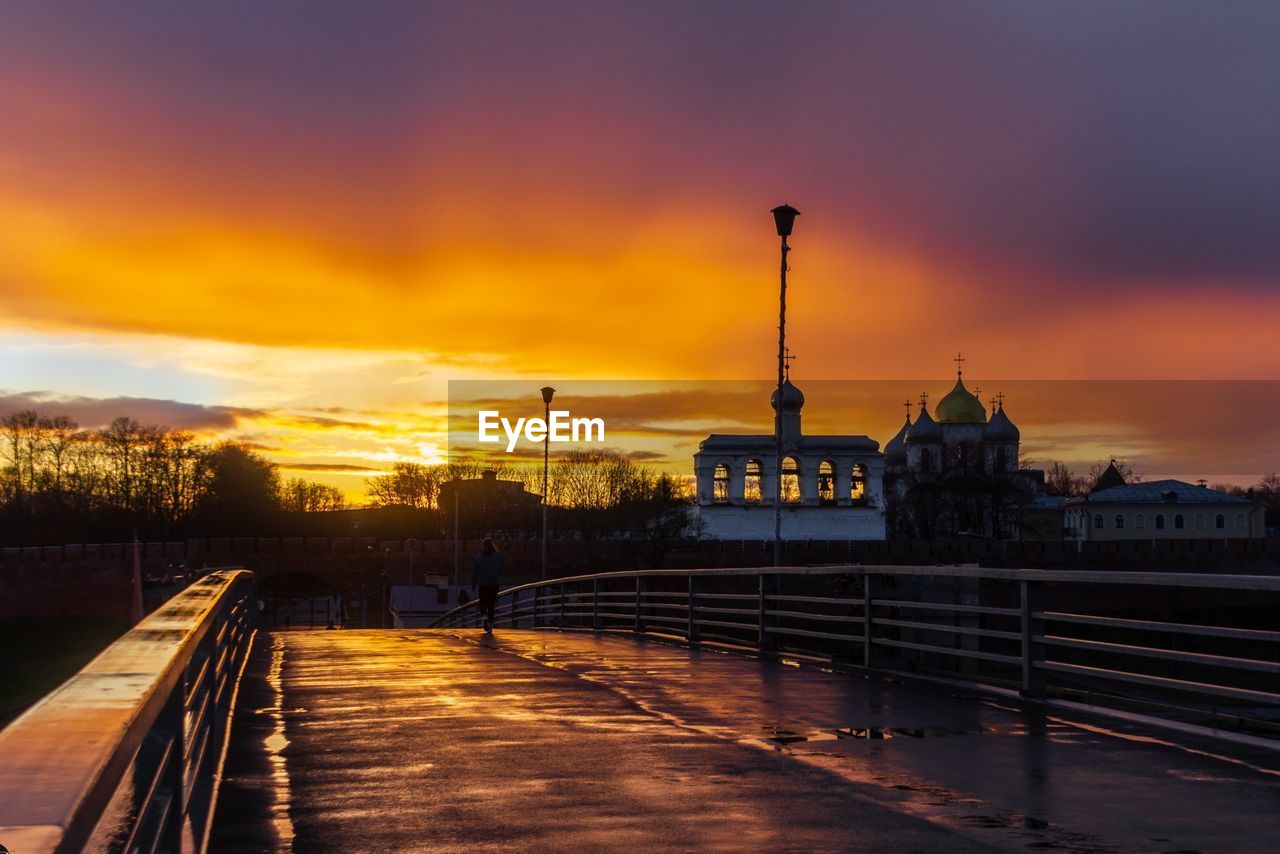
[{"left": 2, "top": 566, "right": 1278, "bottom": 852}]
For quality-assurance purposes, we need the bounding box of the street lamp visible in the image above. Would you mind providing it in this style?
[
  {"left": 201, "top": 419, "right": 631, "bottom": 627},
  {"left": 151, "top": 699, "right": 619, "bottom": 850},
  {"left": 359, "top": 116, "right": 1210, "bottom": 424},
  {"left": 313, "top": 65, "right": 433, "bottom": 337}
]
[
  {"left": 770, "top": 204, "right": 799, "bottom": 568},
  {"left": 541, "top": 385, "right": 556, "bottom": 581}
]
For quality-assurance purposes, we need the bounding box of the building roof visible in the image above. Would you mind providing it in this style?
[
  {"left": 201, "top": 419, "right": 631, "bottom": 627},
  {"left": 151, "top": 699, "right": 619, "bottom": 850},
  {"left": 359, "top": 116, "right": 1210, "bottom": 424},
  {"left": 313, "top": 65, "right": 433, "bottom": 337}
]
[
  {"left": 884, "top": 414, "right": 910, "bottom": 465},
  {"left": 770, "top": 378, "right": 805, "bottom": 412},
  {"left": 905, "top": 401, "right": 942, "bottom": 443},
  {"left": 1078, "top": 479, "right": 1253, "bottom": 505},
  {"left": 983, "top": 403, "right": 1019, "bottom": 442},
  {"left": 935, "top": 376, "right": 987, "bottom": 424},
  {"left": 698, "top": 434, "right": 880, "bottom": 454},
  {"left": 1092, "top": 460, "right": 1127, "bottom": 492}
]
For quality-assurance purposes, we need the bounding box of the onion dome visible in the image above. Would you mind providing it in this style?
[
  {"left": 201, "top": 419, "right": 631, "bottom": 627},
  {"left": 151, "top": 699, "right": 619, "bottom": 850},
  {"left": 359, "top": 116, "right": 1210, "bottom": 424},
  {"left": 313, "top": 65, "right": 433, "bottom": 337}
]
[
  {"left": 935, "top": 376, "right": 987, "bottom": 424},
  {"left": 905, "top": 402, "right": 941, "bottom": 444},
  {"left": 770, "top": 378, "right": 805, "bottom": 412},
  {"left": 885, "top": 414, "right": 911, "bottom": 465},
  {"left": 983, "top": 402, "right": 1019, "bottom": 442}
]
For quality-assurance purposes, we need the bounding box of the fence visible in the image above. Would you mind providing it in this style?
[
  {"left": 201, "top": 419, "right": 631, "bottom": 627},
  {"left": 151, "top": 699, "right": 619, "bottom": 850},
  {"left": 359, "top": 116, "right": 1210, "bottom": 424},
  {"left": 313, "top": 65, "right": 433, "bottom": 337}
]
[
  {"left": 435, "top": 565, "right": 1280, "bottom": 726},
  {"left": 0, "top": 569, "right": 256, "bottom": 853}
]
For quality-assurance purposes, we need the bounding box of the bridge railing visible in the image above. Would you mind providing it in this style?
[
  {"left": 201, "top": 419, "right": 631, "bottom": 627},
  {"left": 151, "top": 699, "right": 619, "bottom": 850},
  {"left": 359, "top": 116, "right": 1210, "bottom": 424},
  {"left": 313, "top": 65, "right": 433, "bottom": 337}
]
[
  {"left": 434, "top": 565, "right": 1280, "bottom": 727},
  {"left": 0, "top": 569, "right": 256, "bottom": 854}
]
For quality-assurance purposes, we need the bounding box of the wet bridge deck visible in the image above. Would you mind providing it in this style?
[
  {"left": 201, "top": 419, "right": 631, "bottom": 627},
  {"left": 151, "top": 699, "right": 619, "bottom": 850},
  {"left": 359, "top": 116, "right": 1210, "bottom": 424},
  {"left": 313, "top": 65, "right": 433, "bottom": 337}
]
[{"left": 212, "top": 630, "right": 1280, "bottom": 852}]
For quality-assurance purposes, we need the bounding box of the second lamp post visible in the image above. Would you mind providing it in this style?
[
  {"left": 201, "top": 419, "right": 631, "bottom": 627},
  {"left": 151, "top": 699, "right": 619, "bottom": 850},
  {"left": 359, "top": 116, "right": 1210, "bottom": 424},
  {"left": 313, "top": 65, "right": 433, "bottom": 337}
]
[{"left": 540, "top": 385, "right": 555, "bottom": 580}]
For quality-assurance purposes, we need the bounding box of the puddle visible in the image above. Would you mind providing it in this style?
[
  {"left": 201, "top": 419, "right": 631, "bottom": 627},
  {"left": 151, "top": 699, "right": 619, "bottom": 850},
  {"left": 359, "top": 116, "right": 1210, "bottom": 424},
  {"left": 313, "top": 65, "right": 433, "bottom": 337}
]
[
  {"left": 264, "top": 635, "right": 296, "bottom": 848},
  {"left": 833, "top": 724, "right": 993, "bottom": 740},
  {"left": 761, "top": 726, "right": 809, "bottom": 746}
]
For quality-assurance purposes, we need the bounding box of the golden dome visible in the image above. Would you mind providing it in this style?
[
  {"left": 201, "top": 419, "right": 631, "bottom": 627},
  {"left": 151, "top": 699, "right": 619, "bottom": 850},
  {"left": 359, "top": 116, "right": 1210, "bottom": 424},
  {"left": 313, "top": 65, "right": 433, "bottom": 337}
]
[{"left": 935, "top": 377, "right": 987, "bottom": 424}]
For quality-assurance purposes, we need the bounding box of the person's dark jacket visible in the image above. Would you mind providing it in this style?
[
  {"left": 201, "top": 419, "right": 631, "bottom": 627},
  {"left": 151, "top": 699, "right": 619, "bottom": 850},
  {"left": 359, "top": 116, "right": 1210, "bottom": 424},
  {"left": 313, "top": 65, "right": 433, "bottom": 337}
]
[{"left": 472, "top": 553, "right": 503, "bottom": 587}]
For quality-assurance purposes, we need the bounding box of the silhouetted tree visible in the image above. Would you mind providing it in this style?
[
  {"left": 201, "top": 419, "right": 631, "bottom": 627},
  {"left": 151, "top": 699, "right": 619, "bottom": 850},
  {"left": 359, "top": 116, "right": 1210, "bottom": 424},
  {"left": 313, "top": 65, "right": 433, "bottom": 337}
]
[
  {"left": 366, "top": 461, "right": 441, "bottom": 509},
  {"left": 280, "top": 477, "right": 346, "bottom": 513},
  {"left": 193, "top": 443, "right": 281, "bottom": 534}
]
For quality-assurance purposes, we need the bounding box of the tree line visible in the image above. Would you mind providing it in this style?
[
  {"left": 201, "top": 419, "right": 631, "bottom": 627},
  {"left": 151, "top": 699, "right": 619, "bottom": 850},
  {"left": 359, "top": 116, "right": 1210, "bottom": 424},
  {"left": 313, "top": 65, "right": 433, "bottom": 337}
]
[
  {"left": 365, "top": 451, "right": 690, "bottom": 513},
  {"left": 1, "top": 410, "right": 344, "bottom": 545}
]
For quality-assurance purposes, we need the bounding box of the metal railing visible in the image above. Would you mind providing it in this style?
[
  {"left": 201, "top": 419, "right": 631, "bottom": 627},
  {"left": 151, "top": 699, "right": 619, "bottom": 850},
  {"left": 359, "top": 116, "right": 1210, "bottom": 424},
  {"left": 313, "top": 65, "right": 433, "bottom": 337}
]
[
  {"left": 0, "top": 569, "right": 256, "bottom": 854},
  {"left": 435, "top": 565, "right": 1280, "bottom": 726}
]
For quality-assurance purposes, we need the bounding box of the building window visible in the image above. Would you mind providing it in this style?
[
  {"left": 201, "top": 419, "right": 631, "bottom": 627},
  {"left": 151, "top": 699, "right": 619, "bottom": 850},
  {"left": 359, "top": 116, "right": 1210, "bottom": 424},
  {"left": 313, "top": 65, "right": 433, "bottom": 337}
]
[
  {"left": 1174, "top": 514, "right": 1184, "bottom": 529},
  {"left": 1194, "top": 513, "right": 1204, "bottom": 530},
  {"left": 1235, "top": 513, "right": 1245, "bottom": 530},
  {"left": 1094, "top": 514, "right": 1104, "bottom": 529},
  {"left": 1114, "top": 514, "right": 1124, "bottom": 530},
  {"left": 781, "top": 456, "right": 801, "bottom": 504},
  {"left": 1215, "top": 513, "right": 1225, "bottom": 529},
  {"left": 850, "top": 463, "right": 867, "bottom": 504},
  {"left": 1136, "top": 513, "right": 1145, "bottom": 530},
  {"left": 1155, "top": 514, "right": 1165, "bottom": 530},
  {"left": 713, "top": 463, "right": 730, "bottom": 504},
  {"left": 744, "top": 459, "right": 762, "bottom": 504},
  {"left": 918, "top": 448, "right": 934, "bottom": 473},
  {"left": 818, "top": 460, "right": 836, "bottom": 505}
]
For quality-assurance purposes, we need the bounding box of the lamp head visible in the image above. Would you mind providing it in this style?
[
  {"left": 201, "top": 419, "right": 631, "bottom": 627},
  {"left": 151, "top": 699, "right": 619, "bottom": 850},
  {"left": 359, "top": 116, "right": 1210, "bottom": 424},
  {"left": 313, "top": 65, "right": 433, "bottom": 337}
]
[
  {"left": 541, "top": 386, "right": 556, "bottom": 404},
  {"left": 771, "top": 204, "right": 800, "bottom": 237}
]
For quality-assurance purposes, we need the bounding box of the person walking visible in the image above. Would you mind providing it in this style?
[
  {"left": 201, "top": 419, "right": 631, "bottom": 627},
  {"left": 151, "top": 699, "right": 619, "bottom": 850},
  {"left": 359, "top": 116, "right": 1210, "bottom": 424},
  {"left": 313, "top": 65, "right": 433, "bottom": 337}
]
[{"left": 472, "top": 538, "right": 503, "bottom": 633}]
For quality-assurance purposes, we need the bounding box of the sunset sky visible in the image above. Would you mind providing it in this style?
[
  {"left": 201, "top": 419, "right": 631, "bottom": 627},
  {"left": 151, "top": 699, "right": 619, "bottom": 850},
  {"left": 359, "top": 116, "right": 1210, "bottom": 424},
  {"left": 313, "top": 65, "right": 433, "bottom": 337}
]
[{"left": 2, "top": 2, "right": 1279, "bottom": 497}]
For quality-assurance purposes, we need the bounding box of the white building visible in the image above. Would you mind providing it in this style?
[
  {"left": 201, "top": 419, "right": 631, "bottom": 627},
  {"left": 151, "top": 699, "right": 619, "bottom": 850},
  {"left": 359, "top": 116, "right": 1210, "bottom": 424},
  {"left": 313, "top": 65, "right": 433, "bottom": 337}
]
[
  {"left": 1065, "top": 474, "right": 1264, "bottom": 541},
  {"left": 693, "top": 377, "right": 886, "bottom": 539}
]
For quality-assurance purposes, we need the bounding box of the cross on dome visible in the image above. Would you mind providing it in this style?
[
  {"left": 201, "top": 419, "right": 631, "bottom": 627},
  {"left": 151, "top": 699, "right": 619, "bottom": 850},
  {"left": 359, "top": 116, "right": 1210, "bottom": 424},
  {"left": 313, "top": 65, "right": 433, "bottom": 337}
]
[{"left": 783, "top": 347, "right": 797, "bottom": 380}]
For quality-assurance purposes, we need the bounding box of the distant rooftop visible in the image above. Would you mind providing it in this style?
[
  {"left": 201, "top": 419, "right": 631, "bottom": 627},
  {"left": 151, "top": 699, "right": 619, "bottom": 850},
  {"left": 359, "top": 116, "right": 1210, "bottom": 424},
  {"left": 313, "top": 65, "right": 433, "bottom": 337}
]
[
  {"left": 1083, "top": 479, "right": 1253, "bottom": 505},
  {"left": 699, "top": 434, "right": 880, "bottom": 452}
]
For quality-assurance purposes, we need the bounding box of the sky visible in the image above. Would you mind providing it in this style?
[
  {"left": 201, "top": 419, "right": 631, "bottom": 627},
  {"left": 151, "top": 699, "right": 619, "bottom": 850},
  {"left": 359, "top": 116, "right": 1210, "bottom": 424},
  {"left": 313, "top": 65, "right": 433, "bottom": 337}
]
[{"left": 1, "top": 2, "right": 1278, "bottom": 496}]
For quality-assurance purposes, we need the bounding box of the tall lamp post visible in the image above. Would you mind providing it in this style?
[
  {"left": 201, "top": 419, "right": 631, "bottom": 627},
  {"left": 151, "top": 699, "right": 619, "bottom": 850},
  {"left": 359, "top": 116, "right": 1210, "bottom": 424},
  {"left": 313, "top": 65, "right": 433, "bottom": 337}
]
[
  {"left": 540, "top": 385, "right": 556, "bottom": 581},
  {"left": 771, "top": 204, "right": 799, "bottom": 568}
]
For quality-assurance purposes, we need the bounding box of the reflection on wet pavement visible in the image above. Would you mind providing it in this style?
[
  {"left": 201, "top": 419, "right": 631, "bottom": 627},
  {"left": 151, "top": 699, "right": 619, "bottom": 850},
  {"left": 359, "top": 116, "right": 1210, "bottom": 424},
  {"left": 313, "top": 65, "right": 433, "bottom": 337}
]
[{"left": 213, "top": 629, "right": 1280, "bottom": 853}]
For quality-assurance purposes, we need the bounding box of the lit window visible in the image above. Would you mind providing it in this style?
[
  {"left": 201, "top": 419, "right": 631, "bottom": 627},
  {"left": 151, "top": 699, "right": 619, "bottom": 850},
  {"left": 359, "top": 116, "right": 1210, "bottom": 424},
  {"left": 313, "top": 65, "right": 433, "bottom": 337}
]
[
  {"left": 744, "top": 459, "right": 762, "bottom": 504},
  {"left": 818, "top": 460, "right": 836, "bottom": 505},
  {"left": 850, "top": 463, "right": 867, "bottom": 504},
  {"left": 713, "top": 463, "right": 730, "bottom": 504},
  {"left": 781, "top": 456, "right": 801, "bottom": 504}
]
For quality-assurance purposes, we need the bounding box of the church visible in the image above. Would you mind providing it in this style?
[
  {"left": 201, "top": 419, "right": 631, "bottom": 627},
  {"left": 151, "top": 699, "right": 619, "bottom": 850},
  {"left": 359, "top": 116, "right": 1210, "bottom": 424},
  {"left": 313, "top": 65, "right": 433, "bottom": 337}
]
[
  {"left": 693, "top": 370, "right": 887, "bottom": 540},
  {"left": 882, "top": 356, "right": 1033, "bottom": 539}
]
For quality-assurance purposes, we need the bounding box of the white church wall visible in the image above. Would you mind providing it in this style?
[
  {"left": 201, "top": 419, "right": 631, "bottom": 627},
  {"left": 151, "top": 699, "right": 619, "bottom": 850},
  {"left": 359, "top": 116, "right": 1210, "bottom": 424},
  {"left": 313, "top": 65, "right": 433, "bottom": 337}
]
[{"left": 696, "top": 505, "right": 887, "bottom": 540}]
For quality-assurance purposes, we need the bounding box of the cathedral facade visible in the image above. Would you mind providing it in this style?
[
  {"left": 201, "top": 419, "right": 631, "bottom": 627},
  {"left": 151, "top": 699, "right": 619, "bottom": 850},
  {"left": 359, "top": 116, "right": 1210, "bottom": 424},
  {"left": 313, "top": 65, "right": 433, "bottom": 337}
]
[
  {"left": 693, "top": 378, "right": 887, "bottom": 540},
  {"left": 883, "top": 363, "right": 1032, "bottom": 539}
]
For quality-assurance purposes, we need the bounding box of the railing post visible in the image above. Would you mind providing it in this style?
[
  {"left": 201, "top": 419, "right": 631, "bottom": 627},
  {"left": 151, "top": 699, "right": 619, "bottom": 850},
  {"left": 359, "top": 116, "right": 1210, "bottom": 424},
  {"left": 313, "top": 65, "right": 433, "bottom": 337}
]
[
  {"left": 687, "top": 575, "right": 700, "bottom": 645},
  {"left": 532, "top": 585, "right": 540, "bottom": 629},
  {"left": 757, "top": 573, "right": 775, "bottom": 651},
  {"left": 862, "top": 572, "right": 874, "bottom": 669},
  {"left": 592, "top": 578, "right": 602, "bottom": 630},
  {"left": 1020, "top": 579, "right": 1046, "bottom": 698},
  {"left": 634, "top": 575, "right": 646, "bottom": 634},
  {"left": 559, "top": 581, "right": 566, "bottom": 627}
]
